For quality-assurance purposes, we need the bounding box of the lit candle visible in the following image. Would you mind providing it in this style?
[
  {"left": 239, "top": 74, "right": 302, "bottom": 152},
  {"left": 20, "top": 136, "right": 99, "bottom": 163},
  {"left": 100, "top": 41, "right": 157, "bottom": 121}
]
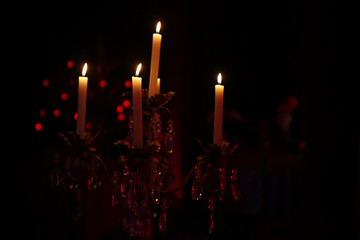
[
  {"left": 213, "top": 73, "right": 224, "bottom": 146},
  {"left": 148, "top": 21, "right": 162, "bottom": 98},
  {"left": 76, "top": 63, "right": 88, "bottom": 139},
  {"left": 132, "top": 63, "right": 143, "bottom": 149}
]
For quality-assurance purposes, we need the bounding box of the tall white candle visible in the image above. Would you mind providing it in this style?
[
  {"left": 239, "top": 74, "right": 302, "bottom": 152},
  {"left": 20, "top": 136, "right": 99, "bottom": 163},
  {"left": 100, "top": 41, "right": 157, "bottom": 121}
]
[
  {"left": 148, "top": 21, "right": 162, "bottom": 98},
  {"left": 76, "top": 63, "right": 88, "bottom": 139},
  {"left": 213, "top": 73, "right": 224, "bottom": 146},
  {"left": 132, "top": 63, "right": 143, "bottom": 149}
]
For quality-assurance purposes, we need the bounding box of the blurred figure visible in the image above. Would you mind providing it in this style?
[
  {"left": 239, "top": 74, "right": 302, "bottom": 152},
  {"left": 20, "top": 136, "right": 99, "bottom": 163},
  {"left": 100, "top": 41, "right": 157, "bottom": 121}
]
[{"left": 273, "top": 96, "right": 299, "bottom": 151}]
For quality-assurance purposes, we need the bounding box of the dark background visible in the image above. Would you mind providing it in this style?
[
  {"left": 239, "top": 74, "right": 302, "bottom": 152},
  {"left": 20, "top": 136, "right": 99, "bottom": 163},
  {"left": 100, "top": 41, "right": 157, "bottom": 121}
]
[{"left": 8, "top": 0, "right": 358, "bottom": 239}]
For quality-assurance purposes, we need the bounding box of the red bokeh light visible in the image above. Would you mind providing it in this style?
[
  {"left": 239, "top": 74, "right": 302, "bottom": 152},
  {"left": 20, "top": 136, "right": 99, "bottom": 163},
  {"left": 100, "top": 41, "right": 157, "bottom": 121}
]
[
  {"left": 53, "top": 109, "right": 61, "bottom": 117},
  {"left": 43, "top": 79, "right": 49, "bottom": 87},
  {"left": 35, "top": 123, "right": 43, "bottom": 131},
  {"left": 124, "top": 80, "right": 132, "bottom": 88},
  {"left": 116, "top": 105, "right": 124, "bottom": 113},
  {"left": 85, "top": 122, "right": 93, "bottom": 130},
  {"left": 61, "top": 92, "right": 69, "bottom": 101},
  {"left": 117, "top": 113, "right": 126, "bottom": 121},
  {"left": 122, "top": 99, "right": 131, "bottom": 108},
  {"left": 74, "top": 113, "right": 78, "bottom": 120},
  {"left": 99, "top": 80, "right": 107, "bottom": 88},
  {"left": 299, "top": 140, "right": 306, "bottom": 151},
  {"left": 67, "top": 60, "right": 74, "bottom": 69}
]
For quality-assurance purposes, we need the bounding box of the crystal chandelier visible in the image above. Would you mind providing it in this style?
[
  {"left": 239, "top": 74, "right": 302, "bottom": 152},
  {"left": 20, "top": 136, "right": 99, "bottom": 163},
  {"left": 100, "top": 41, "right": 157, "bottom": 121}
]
[{"left": 48, "top": 21, "right": 241, "bottom": 239}]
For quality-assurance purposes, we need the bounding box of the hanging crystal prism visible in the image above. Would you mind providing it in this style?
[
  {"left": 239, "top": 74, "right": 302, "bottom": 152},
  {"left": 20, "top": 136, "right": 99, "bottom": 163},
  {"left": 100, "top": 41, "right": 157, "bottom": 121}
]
[
  {"left": 231, "top": 169, "right": 240, "bottom": 201},
  {"left": 208, "top": 198, "right": 215, "bottom": 234},
  {"left": 127, "top": 114, "right": 134, "bottom": 146},
  {"left": 218, "top": 167, "right": 226, "bottom": 201},
  {"left": 159, "top": 198, "right": 168, "bottom": 231},
  {"left": 150, "top": 112, "right": 162, "bottom": 141}
]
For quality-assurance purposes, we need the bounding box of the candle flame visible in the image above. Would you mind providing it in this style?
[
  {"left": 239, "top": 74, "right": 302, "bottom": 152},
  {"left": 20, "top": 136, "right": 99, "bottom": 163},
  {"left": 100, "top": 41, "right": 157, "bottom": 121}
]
[
  {"left": 82, "top": 63, "right": 88, "bottom": 76},
  {"left": 135, "top": 63, "right": 142, "bottom": 77},
  {"left": 217, "top": 73, "right": 222, "bottom": 84},
  {"left": 156, "top": 21, "right": 161, "bottom": 33}
]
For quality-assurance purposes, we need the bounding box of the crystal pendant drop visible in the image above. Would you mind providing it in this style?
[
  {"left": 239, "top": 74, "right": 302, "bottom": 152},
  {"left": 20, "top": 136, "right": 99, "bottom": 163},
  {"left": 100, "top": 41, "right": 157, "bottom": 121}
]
[
  {"left": 50, "top": 167, "right": 62, "bottom": 186},
  {"left": 151, "top": 112, "right": 162, "bottom": 141},
  {"left": 166, "top": 135, "right": 174, "bottom": 154},
  {"left": 127, "top": 114, "right": 134, "bottom": 145},
  {"left": 208, "top": 212, "right": 214, "bottom": 234},
  {"left": 123, "top": 215, "right": 129, "bottom": 230},
  {"left": 151, "top": 163, "right": 161, "bottom": 204},
  {"left": 120, "top": 177, "right": 129, "bottom": 198},
  {"left": 87, "top": 176, "right": 94, "bottom": 190},
  {"left": 129, "top": 215, "right": 137, "bottom": 238},
  {"left": 191, "top": 179, "right": 202, "bottom": 200},
  {"left": 112, "top": 188, "right": 120, "bottom": 206},
  {"left": 192, "top": 166, "right": 202, "bottom": 200},
  {"left": 208, "top": 198, "right": 215, "bottom": 234},
  {"left": 231, "top": 183, "right": 241, "bottom": 201},
  {"left": 112, "top": 169, "right": 120, "bottom": 184},
  {"left": 159, "top": 211, "right": 167, "bottom": 231},
  {"left": 166, "top": 120, "right": 174, "bottom": 154},
  {"left": 137, "top": 217, "right": 146, "bottom": 238},
  {"left": 231, "top": 169, "right": 241, "bottom": 201},
  {"left": 218, "top": 167, "right": 226, "bottom": 201},
  {"left": 159, "top": 199, "right": 168, "bottom": 231}
]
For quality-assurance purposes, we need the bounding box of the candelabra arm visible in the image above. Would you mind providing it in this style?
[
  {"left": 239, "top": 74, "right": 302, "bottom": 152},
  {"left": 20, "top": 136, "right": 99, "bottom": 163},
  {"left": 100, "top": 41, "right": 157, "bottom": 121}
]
[
  {"left": 88, "top": 151, "right": 115, "bottom": 187},
  {"left": 161, "top": 161, "right": 204, "bottom": 194}
]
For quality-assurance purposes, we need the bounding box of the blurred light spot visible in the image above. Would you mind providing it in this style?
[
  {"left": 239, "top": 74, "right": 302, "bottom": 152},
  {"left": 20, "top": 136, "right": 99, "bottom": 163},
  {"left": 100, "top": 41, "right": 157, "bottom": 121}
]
[
  {"left": 116, "top": 105, "right": 124, "bottom": 113},
  {"left": 43, "top": 79, "right": 49, "bottom": 87},
  {"left": 122, "top": 99, "right": 131, "bottom": 108},
  {"left": 35, "top": 123, "right": 43, "bottom": 131},
  {"left": 85, "top": 122, "right": 92, "bottom": 130},
  {"left": 39, "top": 108, "right": 46, "bottom": 118},
  {"left": 117, "top": 113, "right": 126, "bottom": 121},
  {"left": 61, "top": 92, "right": 69, "bottom": 101},
  {"left": 74, "top": 113, "right": 78, "bottom": 120},
  {"left": 299, "top": 140, "right": 306, "bottom": 151},
  {"left": 69, "top": 78, "right": 76, "bottom": 86},
  {"left": 99, "top": 80, "right": 107, "bottom": 88},
  {"left": 124, "top": 80, "right": 132, "bottom": 88},
  {"left": 53, "top": 109, "right": 61, "bottom": 117},
  {"left": 67, "top": 60, "right": 75, "bottom": 69}
]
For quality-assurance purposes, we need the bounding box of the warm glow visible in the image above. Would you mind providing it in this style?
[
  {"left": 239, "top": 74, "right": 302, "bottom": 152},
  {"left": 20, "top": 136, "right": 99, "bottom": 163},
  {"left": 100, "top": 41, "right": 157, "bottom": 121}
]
[
  {"left": 156, "top": 21, "right": 161, "bottom": 33},
  {"left": 217, "top": 73, "right": 222, "bottom": 84},
  {"left": 99, "top": 79, "right": 107, "bottom": 88},
  {"left": 35, "top": 123, "right": 43, "bottom": 131},
  {"left": 135, "top": 63, "right": 142, "bottom": 77},
  {"left": 82, "top": 63, "right": 88, "bottom": 76}
]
